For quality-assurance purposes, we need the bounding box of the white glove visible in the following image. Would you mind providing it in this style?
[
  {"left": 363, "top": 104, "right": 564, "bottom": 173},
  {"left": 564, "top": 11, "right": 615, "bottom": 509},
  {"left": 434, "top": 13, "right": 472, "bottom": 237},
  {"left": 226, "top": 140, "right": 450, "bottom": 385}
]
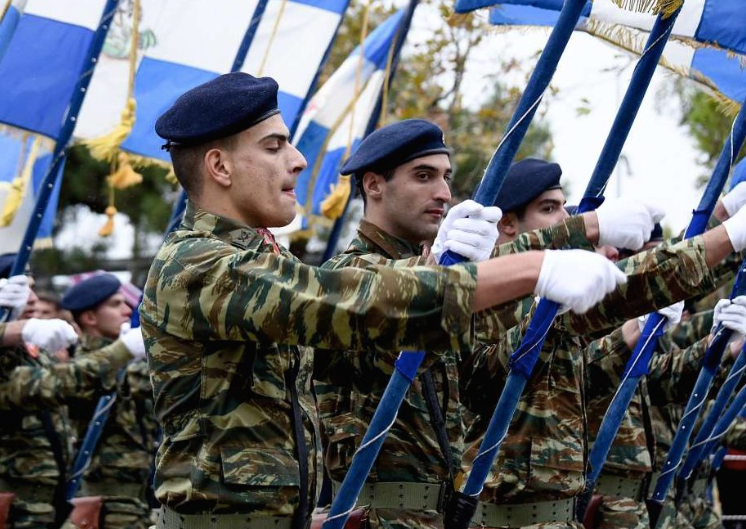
[
  {"left": 119, "top": 326, "right": 146, "bottom": 361},
  {"left": 722, "top": 183, "right": 746, "bottom": 218},
  {"left": 596, "top": 197, "right": 665, "bottom": 250},
  {"left": 432, "top": 200, "right": 502, "bottom": 263},
  {"left": 637, "top": 300, "right": 684, "bottom": 332},
  {"left": 534, "top": 249, "right": 627, "bottom": 314},
  {"left": 713, "top": 296, "right": 746, "bottom": 337},
  {"left": 0, "top": 275, "right": 30, "bottom": 320},
  {"left": 723, "top": 203, "right": 746, "bottom": 252},
  {"left": 21, "top": 318, "right": 78, "bottom": 352}
]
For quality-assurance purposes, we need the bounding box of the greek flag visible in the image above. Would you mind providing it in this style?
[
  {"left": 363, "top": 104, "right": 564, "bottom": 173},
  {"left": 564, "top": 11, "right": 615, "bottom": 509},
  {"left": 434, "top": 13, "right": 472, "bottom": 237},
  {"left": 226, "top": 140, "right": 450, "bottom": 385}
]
[
  {"left": 0, "top": 0, "right": 112, "bottom": 140},
  {"left": 458, "top": 0, "right": 746, "bottom": 58},
  {"left": 294, "top": 9, "right": 405, "bottom": 228},
  {"left": 485, "top": 1, "right": 746, "bottom": 108},
  {"left": 75, "top": 0, "right": 349, "bottom": 161},
  {"left": 0, "top": 131, "right": 62, "bottom": 250}
]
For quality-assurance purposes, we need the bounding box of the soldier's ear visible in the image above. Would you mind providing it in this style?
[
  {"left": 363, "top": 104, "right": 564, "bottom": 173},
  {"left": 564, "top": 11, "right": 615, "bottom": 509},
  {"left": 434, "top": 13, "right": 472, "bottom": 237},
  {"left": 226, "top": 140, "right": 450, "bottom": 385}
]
[
  {"left": 78, "top": 309, "right": 97, "bottom": 330},
  {"left": 203, "top": 148, "right": 231, "bottom": 188},
  {"left": 498, "top": 212, "right": 518, "bottom": 238},
  {"left": 363, "top": 171, "right": 385, "bottom": 202}
]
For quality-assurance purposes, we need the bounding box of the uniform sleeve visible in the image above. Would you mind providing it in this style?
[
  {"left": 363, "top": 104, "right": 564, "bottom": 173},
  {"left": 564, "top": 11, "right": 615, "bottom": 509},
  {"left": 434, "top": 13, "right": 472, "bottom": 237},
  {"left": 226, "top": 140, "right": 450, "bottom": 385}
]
[
  {"left": 475, "top": 215, "right": 592, "bottom": 342},
  {"left": 142, "top": 239, "right": 478, "bottom": 354},
  {"left": 584, "top": 327, "right": 633, "bottom": 399},
  {"left": 0, "top": 341, "right": 133, "bottom": 409},
  {"left": 562, "top": 235, "right": 714, "bottom": 337},
  {"left": 647, "top": 336, "right": 710, "bottom": 405}
]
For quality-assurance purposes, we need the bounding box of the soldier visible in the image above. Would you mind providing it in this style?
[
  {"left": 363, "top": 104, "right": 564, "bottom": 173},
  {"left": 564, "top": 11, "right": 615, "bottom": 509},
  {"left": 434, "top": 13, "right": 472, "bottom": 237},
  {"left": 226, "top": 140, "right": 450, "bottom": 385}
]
[
  {"left": 459, "top": 158, "right": 746, "bottom": 529},
  {"left": 60, "top": 274, "right": 154, "bottom": 529},
  {"left": 140, "top": 72, "right": 627, "bottom": 529},
  {"left": 314, "top": 119, "right": 665, "bottom": 529},
  {"left": 0, "top": 262, "right": 147, "bottom": 529}
]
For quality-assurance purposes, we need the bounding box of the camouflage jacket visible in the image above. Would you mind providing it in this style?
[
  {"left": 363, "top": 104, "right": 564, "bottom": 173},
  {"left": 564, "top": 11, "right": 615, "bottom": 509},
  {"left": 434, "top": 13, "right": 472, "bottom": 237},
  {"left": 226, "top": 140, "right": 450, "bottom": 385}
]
[
  {"left": 0, "top": 333, "right": 131, "bottom": 490},
  {"left": 461, "top": 234, "right": 719, "bottom": 504},
  {"left": 68, "top": 334, "right": 155, "bottom": 492},
  {"left": 139, "top": 203, "right": 477, "bottom": 519},
  {"left": 316, "top": 217, "right": 596, "bottom": 490}
]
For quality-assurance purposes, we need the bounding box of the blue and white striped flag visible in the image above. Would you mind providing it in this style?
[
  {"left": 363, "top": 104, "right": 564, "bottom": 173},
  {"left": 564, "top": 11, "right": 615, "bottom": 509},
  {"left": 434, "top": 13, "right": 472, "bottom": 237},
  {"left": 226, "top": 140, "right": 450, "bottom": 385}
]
[
  {"left": 0, "top": 131, "right": 63, "bottom": 250},
  {"left": 457, "top": 0, "right": 746, "bottom": 55},
  {"left": 0, "top": 0, "right": 113, "bottom": 141},
  {"left": 75, "top": 0, "right": 349, "bottom": 160},
  {"left": 485, "top": 1, "right": 746, "bottom": 109},
  {"left": 294, "top": 9, "right": 405, "bottom": 228}
]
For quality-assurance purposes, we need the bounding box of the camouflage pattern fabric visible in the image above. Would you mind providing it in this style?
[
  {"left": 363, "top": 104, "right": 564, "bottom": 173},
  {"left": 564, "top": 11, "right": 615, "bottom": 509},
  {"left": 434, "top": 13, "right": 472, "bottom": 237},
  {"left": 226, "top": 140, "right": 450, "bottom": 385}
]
[
  {"left": 678, "top": 495, "right": 724, "bottom": 529},
  {"left": 67, "top": 334, "right": 155, "bottom": 529},
  {"left": 461, "top": 234, "right": 719, "bottom": 511},
  {"left": 140, "top": 202, "right": 478, "bottom": 521},
  {"left": 0, "top": 334, "right": 133, "bottom": 529},
  {"left": 596, "top": 496, "right": 649, "bottom": 529}
]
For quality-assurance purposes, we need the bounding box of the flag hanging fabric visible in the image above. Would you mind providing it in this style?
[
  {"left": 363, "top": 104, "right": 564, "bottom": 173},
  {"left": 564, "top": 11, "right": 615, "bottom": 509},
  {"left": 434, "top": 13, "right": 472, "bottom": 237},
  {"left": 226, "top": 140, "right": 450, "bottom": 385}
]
[
  {"left": 0, "top": 0, "right": 27, "bottom": 62},
  {"left": 0, "top": 0, "right": 114, "bottom": 141},
  {"left": 458, "top": 0, "right": 746, "bottom": 58},
  {"left": 73, "top": 0, "right": 349, "bottom": 161},
  {"left": 487, "top": 2, "right": 746, "bottom": 110},
  {"left": 0, "top": 130, "right": 63, "bottom": 251},
  {"left": 294, "top": 9, "right": 405, "bottom": 229}
]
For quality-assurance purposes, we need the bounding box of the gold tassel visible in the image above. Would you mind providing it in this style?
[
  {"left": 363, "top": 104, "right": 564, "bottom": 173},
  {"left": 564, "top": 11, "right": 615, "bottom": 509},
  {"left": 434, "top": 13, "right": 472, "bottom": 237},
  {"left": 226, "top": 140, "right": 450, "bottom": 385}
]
[
  {"left": 98, "top": 206, "right": 117, "bottom": 237},
  {"left": 86, "top": 98, "right": 137, "bottom": 163},
  {"left": 109, "top": 152, "right": 143, "bottom": 189},
  {"left": 320, "top": 175, "right": 351, "bottom": 220},
  {"left": 0, "top": 136, "right": 42, "bottom": 227}
]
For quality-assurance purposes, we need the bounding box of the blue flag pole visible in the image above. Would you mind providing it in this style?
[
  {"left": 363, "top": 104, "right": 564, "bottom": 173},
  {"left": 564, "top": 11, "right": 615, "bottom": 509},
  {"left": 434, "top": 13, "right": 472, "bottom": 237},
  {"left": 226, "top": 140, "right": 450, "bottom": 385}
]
[
  {"left": 577, "top": 97, "right": 746, "bottom": 527},
  {"left": 324, "top": 1, "right": 589, "bottom": 528},
  {"left": 707, "top": 399, "right": 746, "bottom": 477},
  {"left": 649, "top": 264, "right": 746, "bottom": 512},
  {"left": 320, "top": 0, "right": 418, "bottom": 263},
  {"left": 677, "top": 285, "right": 746, "bottom": 484},
  {"left": 458, "top": 7, "right": 683, "bottom": 527},
  {"left": 0, "top": 0, "right": 120, "bottom": 322}
]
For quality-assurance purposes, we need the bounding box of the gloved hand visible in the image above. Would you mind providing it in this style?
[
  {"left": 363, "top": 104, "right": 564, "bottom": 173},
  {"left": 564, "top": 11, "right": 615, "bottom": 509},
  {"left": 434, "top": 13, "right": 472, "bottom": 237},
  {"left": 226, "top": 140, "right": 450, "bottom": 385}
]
[
  {"left": 722, "top": 183, "right": 746, "bottom": 218},
  {"left": 534, "top": 249, "right": 627, "bottom": 314},
  {"left": 723, "top": 204, "right": 746, "bottom": 252},
  {"left": 713, "top": 296, "right": 746, "bottom": 337},
  {"left": 432, "top": 200, "right": 502, "bottom": 263},
  {"left": 119, "top": 325, "right": 146, "bottom": 361},
  {"left": 596, "top": 197, "right": 665, "bottom": 250},
  {"left": 0, "top": 275, "right": 30, "bottom": 321},
  {"left": 21, "top": 318, "right": 78, "bottom": 352},
  {"left": 638, "top": 300, "right": 684, "bottom": 332}
]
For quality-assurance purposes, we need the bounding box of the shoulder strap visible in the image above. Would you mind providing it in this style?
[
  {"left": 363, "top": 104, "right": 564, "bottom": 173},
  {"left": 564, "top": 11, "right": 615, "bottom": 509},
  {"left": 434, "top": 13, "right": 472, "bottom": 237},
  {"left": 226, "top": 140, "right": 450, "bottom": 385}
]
[{"left": 421, "top": 367, "right": 454, "bottom": 484}]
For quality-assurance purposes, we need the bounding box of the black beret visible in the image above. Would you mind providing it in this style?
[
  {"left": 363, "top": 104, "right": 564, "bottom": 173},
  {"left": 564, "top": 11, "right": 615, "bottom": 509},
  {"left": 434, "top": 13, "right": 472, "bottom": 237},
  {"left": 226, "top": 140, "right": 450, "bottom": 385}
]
[
  {"left": 341, "top": 119, "right": 449, "bottom": 177},
  {"left": 0, "top": 254, "right": 16, "bottom": 280},
  {"left": 155, "top": 72, "right": 280, "bottom": 148},
  {"left": 494, "top": 158, "right": 562, "bottom": 213},
  {"left": 61, "top": 274, "right": 122, "bottom": 312}
]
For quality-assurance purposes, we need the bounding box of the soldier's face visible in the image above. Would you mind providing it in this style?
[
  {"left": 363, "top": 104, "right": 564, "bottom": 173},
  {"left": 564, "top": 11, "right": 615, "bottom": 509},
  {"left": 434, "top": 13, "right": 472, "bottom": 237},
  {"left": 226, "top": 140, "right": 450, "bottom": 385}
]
[
  {"left": 224, "top": 115, "right": 307, "bottom": 228},
  {"left": 82, "top": 293, "right": 132, "bottom": 340},
  {"left": 516, "top": 189, "right": 568, "bottom": 233},
  {"left": 373, "top": 154, "right": 452, "bottom": 244}
]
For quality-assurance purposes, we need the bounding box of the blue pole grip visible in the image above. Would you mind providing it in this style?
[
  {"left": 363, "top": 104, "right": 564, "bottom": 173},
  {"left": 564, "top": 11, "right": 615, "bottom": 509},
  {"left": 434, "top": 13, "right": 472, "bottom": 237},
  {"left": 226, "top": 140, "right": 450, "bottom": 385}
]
[{"left": 701, "top": 383, "right": 746, "bottom": 466}]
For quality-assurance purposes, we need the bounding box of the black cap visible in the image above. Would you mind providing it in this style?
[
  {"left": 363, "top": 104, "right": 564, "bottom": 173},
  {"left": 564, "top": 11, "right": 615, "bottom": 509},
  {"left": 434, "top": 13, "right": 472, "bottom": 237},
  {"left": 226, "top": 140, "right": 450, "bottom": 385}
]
[
  {"left": 341, "top": 119, "right": 449, "bottom": 177},
  {"left": 61, "top": 273, "right": 122, "bottom": 312},
  {"left": 494, "top": 158, "right": 562, "bottom": 213},
  {"left": 156, "top": 72, "right": 280, "bottom": 149}
]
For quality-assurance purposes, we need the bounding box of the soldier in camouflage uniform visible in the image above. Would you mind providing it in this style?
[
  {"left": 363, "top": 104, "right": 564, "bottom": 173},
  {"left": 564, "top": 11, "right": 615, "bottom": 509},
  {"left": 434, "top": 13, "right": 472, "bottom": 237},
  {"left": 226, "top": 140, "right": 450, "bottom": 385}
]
[
  {"left": 314, "top": 121, "right": 669, "bottom": 529},
  {"left": 0, "top": 268, "right": 146, "bottom": 529},
  {"left": 459, "top": 159, "right": 746, "bottom": 529},
  {"left": 60, "top": 274, "right": 154, "bottom": 529},
  {"left": 141, "top": 73, "right": 627, "bottom": 529}
]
